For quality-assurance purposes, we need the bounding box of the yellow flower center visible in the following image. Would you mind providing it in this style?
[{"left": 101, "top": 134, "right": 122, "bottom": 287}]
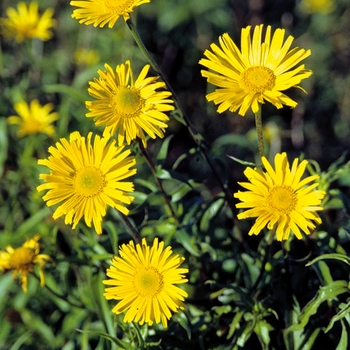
[
  {"left": 74, "top": 167, "right": 106, "bottom": 197},
  {"left": 113, "top": 87, "right": 145, "bottom": 118},
  {"left": 9, "top": 247, "right": 35, "bottom": 269},
  {"left": 267, "top": 186, "right": 297, "bottom": 214},
  {"left": 104, "top": 0, "right": 133, "bottom": 14},
  {"left": 239, "top": 66, "right": 276, "bottom": 93},
  {"left": 23, "top": 119, "right": 43, "bottom": 134},
  {"left": 133, "top": 266, "right": 163, "bottom": 297}
]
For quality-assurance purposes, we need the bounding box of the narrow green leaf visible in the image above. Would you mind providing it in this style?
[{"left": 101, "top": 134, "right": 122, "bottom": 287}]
[
  {"left": 173, "top": 311, "right": 192, "bottom": 340},
  {"left": 306, "top": 253, "right": 350, "bottom": 267},
  {"left": 199, "top": 198, "right": 225, "bottom": 232},
  {"left": 296, "top": 328, "right": 321, "bottom": 350},
  {"left": 227, "top": 310, "right": 244, "bottom": 339},
  {"left": 9, "top": 331, "right": 33, "bottom": 350},
  {"left": 156, "top": 134, "right": 173, "bottom": 165},
  {"left": 315, "top": 260, "right": 333, "bottom": 285},
  {"left": 227, "top": 155, "right": 257, "bottom": 167},
  {"left": 285, "top": 280, "right": 349, "bottom": 333},
  {"left": 335, "top": 320, "right": 348, "bottom": 350},
  {"left": 176, "top": 229, "right": 200, "bottom": 257},
  {"left": 254, "top": 319, "right": 272, "bottom": 350},
  {"left": 76, "top": 329, "right": 129, "bottom": 348},
  {"left": 0, "top": 119, "right": 8, "bottom": 177},
  {"left": 43, "top": 84, "right": 87, "bottom": 102},
  {"left": 325, "top": 301, "right": 350, "bottom": 333},
  {"left": 90, "top": 273, "right": 115, "bottom": 337}
]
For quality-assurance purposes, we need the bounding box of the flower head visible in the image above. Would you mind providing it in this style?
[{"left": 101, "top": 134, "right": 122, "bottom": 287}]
[
  {"left": 70, "top": 0, "right": 150, "bottom": 28},
  {"left": 103, "top": 238, "right": 188, "bottom": 328},
  {"left": 74, "top": 48, "right": 100, "bottom": 67},
  {"left": 37, "top": 131, "right": 136, "bottom": 234},
  {"left": 7, "top": 99, "right": 58, "bottom": 137},
  {"left": 299, "top": 0, "right": 335, "bottom": 14},
  {"left": 0, "top": 2, "right": 55, "bottom": 42},
  {"left": 234, "top": 153, "right": 325, "bottom": 241},
  {"left": 199, "top": 25, "right": 312, "bottom": 116},
  {"left": 86, "top": 61, "right": 174, "bottom": 147},
  {"left": 0, "top": 235, "right": 51, "bottom": 293}
]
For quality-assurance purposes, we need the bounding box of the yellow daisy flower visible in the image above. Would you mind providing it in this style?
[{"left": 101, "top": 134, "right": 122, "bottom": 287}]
[
  {"left": 299, "top": 0, "right": 335, "bottom": 14},
  {"left": 103, "top": 238, "right": 188, "bottom": 328},
  {"left": 0, "top": 2, "right": 55, "bottom": 42},
  {"left": 70, "top": 0, "right": 150, "bottom": 28},
  {"left": 86, "top": 60, "right": 174, "bottom": 147},
  {"left": 0, "top": 235, "right": 51, "bottom": 293},
  {"left": 37, "top": 131, "right": 137, "bottom": 234},
  {"left": 74, "top": 48, "right": 100, "bottom": 67},
  {"left": 7, "top": 99, "right": 58, "bottom": 137},
  {"left": 199, "top": 25, "right": 312, "bottom": 116},
  {"left": 234, "top": 153, "right": 325, "bottom": 241}
]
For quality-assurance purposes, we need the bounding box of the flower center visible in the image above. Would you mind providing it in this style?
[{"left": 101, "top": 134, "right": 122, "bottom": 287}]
[
  {"left": 9, "top": 247, "right": 35, "bottom": 269},
  {"left": 112, "top": 87, "right": 145, "bottom": 118},
  {"left": 133, "top": 266, "right": 163, "bottom": 297},
  {"left": 104, "top": 0, "right": 133, "bottom": 13},
  {"left": 23, "top": 119, "right": 42, "bottom": 134},
  {"left": 267, "top": 186, "right": 297, "bottom": 214},
  {"left": 74, "top": 167, "right": 106, "bottom": 197},
  {"left": 239, "top": 66, "right": 276, "bottom": 93}
]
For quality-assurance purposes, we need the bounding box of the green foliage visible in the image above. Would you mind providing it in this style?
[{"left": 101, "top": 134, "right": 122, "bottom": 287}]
[{"left": 1, "top": 0, "right": 350, "bottom": 349}]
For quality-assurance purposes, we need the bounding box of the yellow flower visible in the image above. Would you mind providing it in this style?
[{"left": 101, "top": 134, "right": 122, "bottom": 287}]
[
  {"left": 86, "top": 60, "right": 174, "bottom": 147},
  {"left": 37, "top": 131, "right": 137, "bottom": 234},
  {"left": 299, "top": 0, "right": 335, "bottom": 14},
  {"left": 7, "top": 99, "right": 58, "bottom": 137},
  {"left": 0, "top": 235, "right": 51, "bottom": 293},
  {"left": 199, "top": 25, "right": 312, "bottom": 116},
  {"left": 234, "top": 153, "right": 325, "bottom": 241},
  {"left": 103, "top": 238, "right": 188, "bottom": 328},
  {"left": 0, "top": 2, "right": 55, "bottom": 42},
  {"left": 74, "top": 48, "right": 100, "bottom": 67},
  {"left": 70, "top": 0, "right": 150, "bottom": 28}
]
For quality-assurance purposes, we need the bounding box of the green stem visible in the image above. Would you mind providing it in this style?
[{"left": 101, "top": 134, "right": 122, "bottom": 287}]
[
  {"left": 250, "top": 228, "right": 275, "bottom": 295},
  {"left": 282, "top": 242, "right": 294, "bottom": 350},
  {"left": 33, "top": 274, "right": 96, "bottom": 313},
  {"left": 138, "top": 140, "right": 179, "bottom": 224},
  {"left": 118, "top": 211, "right": 141, "bottom": 244},
  {"left": 254, "top": 104, "right": 265, "bottom": 161},
  {"left": 126, "top": 17, "right": 242, "bottom": 241}
]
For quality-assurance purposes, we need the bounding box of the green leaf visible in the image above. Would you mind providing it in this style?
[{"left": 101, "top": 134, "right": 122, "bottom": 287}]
[
  {"left": 227, "top": 155, "right": 257, "bottom": 167},
  {"left": 176, "top": 229, "right": 200, "bottom": 257},
  {"left": 76, "top": 329, "right": 129, "bottom": 349},
  {"left": 0, "top": 118, "right": 8, "bottom": 177},
  {"left": 227, "top": 310, "right": 244, "bottom": 339},
  {"left": 43, "top": 84, "right": 87, "bottom": 102},
  {"left": 313, "top": 260, "right": 333, "bottom": 285},
  {"left": 254, "top": 319, "right": 272, "bottom": 350},
  {"left": 156, "top": 134, "right": 173, "bottom": 165},
  {"left": 295, "top": 328, "right": 321, "bottom": 350},
  {"left": 173, "top": 310, "right": 192, "bottom": 340},
  {"left": 90, "top": 273, "right": 115, "bottom": 337},
  {"left": 199, "top": 198, "right": 225, "bottom": 232},
  {"left": 335, "top": 320, "right": 348, "bottom": 350},
  {"left": 306, "top": 253, "right": 350, "bottom": 267},
  {"left": 285, "top": 280, "right": 349, "bottom": 333},
  {"left": 9, "top": 331, "right": 33, "bottom": 350},
  {"left": 325, "top": 301, "right": 350, "bottom": 333}
]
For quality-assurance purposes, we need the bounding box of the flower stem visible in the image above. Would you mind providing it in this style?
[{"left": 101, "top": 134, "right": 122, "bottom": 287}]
[
  {"left": 138, "top": 140, "right": 179, "bottom": 224},
  {"left": 250, "top": 228, "right": 275, "bottom": 295},
  {"left": 254, "top": 104, "right": 265, "bottom": 161},
  {"left": 33, "top": 274, "right": 96, "bottom": 313},
  {"left": 126, "top": 17, "right": 242, "bottom": 241},
  {"left": 118, "top": 211, "right": 141, "bottom": 244}
]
